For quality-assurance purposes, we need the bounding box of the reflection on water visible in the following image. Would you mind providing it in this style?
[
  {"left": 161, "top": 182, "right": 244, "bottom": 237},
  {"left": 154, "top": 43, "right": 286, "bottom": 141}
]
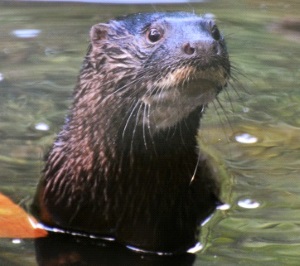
[
  {"left": 1, "top": 0, "right": 300, "bottom": 265},
  {"left": 12, "top": 29, "right": 41, "bottom": 39},
  {"left": 35, "top": 234, "right": 196, "bottom": 266},
  {"left": 237, "top": 198, "right": 260, "bottom": 209},
  {"left": 234, "top": 132, "right": 258, "bottom": 144}
]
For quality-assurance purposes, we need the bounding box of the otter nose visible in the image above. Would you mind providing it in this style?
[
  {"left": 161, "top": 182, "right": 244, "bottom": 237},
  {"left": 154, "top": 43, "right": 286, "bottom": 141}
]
[{"left": 182, "top": 40, "right": 219, "bottom": 56}]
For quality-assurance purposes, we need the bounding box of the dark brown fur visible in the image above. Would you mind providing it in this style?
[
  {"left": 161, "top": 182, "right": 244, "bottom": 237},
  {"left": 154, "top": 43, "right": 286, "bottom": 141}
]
[{"left": 32, "top": 12, "right": 230, "bottom": 253}]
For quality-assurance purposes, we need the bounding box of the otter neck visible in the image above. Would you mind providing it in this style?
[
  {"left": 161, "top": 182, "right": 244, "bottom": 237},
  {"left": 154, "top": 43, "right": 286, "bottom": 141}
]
[
  {"left": 43, "top": 63, "right": 213, "bottom": 252},
  {"left": 66, "top": 58, "right": 204, "bottom": 180},
  {"left": 66, "top": 71, "right": 204, "bottom": 182}
]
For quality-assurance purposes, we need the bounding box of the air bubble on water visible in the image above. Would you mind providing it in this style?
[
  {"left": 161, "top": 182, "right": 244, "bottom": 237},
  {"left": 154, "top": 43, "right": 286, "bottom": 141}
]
[
  {"left": 235, "top": 133, "right": 258, "bottom": 144},
  {"left": 238, "top": 198, "right": 260, "bottom": 209},
  {"left": 12, "top": 29, "right": 41, "bottom": 38},
  {"left": 35, "top": 122, "right": 50, "bottom": 131}
]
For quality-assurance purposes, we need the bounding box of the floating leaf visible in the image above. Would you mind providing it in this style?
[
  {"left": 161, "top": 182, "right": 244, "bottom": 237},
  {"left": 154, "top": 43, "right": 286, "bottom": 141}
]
[{"left": 0, "top": 193, "right": 47, "bottom": 238}]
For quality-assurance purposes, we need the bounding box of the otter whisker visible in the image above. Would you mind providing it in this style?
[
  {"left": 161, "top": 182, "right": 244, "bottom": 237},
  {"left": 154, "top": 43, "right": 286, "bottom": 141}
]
[
  {"left": 223, "top": 85, "right": 235, "bottom": 113},
  {"left": 129, "top": 100, "right": 144, "bottom": 156},
  {"left": 189, "top": 153, "right": 201, "bottom": 185},
  {"left": 142, "top": 101, "right": 149, "bottom": 149},
  {"left": 213, "top": 97, "right": 233, "bottom": 134},
  {"left": 122, "top": 97, "right": 142, "bottom": 140}
]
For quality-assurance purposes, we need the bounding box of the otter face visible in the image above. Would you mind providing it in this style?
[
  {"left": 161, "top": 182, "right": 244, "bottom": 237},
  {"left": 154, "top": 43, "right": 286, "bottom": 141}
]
[{"left": 89, "top": 12, "right": 230, "bottom": 131}]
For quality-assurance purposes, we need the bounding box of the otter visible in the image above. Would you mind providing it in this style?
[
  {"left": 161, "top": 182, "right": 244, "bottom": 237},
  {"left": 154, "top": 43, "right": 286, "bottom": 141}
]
[{"left": 32, "top": 12, "right": 230, "bottom": 253}]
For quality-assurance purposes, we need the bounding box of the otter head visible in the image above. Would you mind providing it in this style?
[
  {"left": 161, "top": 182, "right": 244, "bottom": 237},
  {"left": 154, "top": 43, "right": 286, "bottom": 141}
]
[{"left": 87, "top": 12, "right": 230, "bottom": 132}]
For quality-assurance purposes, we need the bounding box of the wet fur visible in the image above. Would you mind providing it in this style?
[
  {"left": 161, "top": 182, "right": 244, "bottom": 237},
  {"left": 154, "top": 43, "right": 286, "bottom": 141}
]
[{"left": 32, "top": 12, "right": 230, "bottom": 253}]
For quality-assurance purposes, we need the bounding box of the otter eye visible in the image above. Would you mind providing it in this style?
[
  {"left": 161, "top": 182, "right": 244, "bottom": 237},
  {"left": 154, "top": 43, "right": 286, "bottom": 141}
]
[
  {"left": 211, "top": 25, "right": 221, "bottom": 41},
  {"left": 147, "top": 28, "right": 162, "bottom": 43}
]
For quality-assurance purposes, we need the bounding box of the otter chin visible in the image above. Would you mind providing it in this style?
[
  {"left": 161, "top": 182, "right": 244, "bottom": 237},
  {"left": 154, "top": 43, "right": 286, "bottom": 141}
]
[{"left": 32, "top": 11, "right": 230, "bottom": 253}]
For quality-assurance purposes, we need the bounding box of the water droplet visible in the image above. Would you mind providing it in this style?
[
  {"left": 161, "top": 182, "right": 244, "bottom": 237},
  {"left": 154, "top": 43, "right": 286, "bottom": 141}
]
[
  {"left": 235, "top": 133, "right": 258, "bottom": 144},
  {"left": 35, "top": 122, "right": 49, "bottom": 131},
  {"left": 12, "top": 29, "right": 41, "bottom": 38},
  {"left": 238, "top": 198, "right": 260, "bottom": 209}
]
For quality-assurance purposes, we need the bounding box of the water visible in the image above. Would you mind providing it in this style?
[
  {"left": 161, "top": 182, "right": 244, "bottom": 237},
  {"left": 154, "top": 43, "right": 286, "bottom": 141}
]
[{"left": 0, "top": 0, "right": 300, "bottom": 265}]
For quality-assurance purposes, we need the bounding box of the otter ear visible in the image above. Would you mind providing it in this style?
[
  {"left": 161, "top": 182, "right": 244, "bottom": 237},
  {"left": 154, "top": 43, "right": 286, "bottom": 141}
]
[{"left": 90, "top": 23, "right": 110, "bottom": 45}]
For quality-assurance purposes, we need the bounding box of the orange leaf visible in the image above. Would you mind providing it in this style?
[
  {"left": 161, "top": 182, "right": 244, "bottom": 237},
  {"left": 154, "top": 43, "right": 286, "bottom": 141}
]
[{"left": 0, "top": 193, "right": 47, "bottom": 238}]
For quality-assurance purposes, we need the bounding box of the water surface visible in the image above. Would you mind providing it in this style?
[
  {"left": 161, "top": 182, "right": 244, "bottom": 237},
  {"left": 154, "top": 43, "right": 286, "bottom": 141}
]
[{"left": 1, "top": 0, "right": 300, "bottom": 265}]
